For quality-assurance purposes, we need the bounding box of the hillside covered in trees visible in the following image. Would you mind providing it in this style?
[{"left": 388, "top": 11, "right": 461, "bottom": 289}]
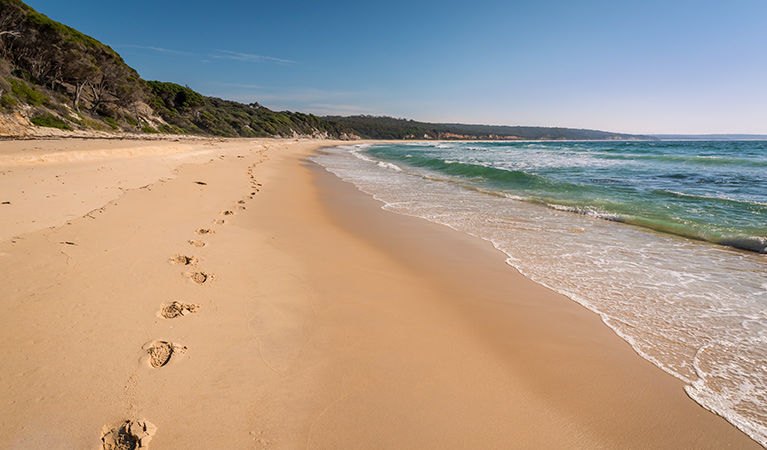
[
  {"left": 326, "top": 116, "right": 654, "bottom": 141},
  {"left": 146, "top": 81, "right": 352, "bottom": 138},
  {"left": 0, "top": 0, "right": 651, "bottom": 141},
  {"left": 0, "top": 0, "right": 356, "bottom": 138}
]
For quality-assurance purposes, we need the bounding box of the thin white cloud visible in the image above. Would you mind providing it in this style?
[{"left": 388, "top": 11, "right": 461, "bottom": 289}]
[
  {"left": 210, "top": 87, "right": 384, "bottom": 116},
  {"left": 305, "top": 103, "right": 380, "bottom": 116},
  {"left": 239, "top": 88, "right": 365, "bottom": 103},
  {"left": 212, "top": 50, "right": 297, "bottom": 65},
  {"left": 116, "top": 45, "right": 192, "bottom": 56},
  {"left": 218, "top": 83, "right": 265, "bottom": 90}
]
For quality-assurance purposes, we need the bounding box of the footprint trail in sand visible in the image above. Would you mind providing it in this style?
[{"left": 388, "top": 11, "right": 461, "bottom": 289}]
[
  {"left": 159, "top": 301, "right": 200, "bottom": 319},
  {"left": 187, "top": 271, "right": 211, "bottom": 284},
  {"left": 170, "top": 255, "right": 198, "bottom": 266},
  {"left": 102, "top": 152, "right": 267, "bottom": 448},
  {"left": 101, "top": 420, "right": 156, "bottom": 450},
  {"left": 144, "top": 341, "right": 186, "bottom": 368}
]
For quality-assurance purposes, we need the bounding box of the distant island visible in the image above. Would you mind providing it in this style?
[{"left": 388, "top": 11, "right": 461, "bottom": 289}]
[{"left": 0, "top": 0, "right": 652, "bottom": 141}]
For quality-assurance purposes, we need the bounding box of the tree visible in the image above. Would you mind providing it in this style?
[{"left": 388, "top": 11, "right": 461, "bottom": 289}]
[
  {"left": 0, "top": 4, "right": 24, "bottom": 59},
  {"left": 114, "top": 77, "right": 145, "bottom": 129},
  {"left": 23, "top": 35, "right": 60, "bottom": 85},
  {"left": 62, "top": 47, "right": 97, "bottom": 112},
  {"left": 87, "top": 51, "right": 120, "bottom": 112}
]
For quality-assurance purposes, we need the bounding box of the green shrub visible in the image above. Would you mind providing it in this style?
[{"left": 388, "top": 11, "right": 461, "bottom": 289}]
[
  {"left": 147, "top": 80, "right": 204, "bottom": 110},
  {"left": 62, "top": 114, "right": 82, "bottom": 125},
  {"left": 142, "top": 125, "right": 158, "bottom": 133},
  {"left": 11, "top": 68, "right": 33, "bottom": 82},
  {"left": 157, "top": 123, "right": 184, "bottom": 134},
  {"left": 10, "top": 79, "right": 49, "bottom": 106},
  {"left": 27, "top": 10, "right": 104, "bottom": 50},
  {"left": 0, "top": 94, "right": 17, "bottom": 109},
  {"left": 81, "top": 119, "right": 106, "bottom": 130},
  {"left": 30, "top": 115, "right": 73, "bottom": 130},
  {"left": 102, "top": 116, "right": 120, "bottom": 130}
]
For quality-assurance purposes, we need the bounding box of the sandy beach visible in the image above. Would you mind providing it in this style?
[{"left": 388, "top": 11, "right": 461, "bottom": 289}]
[{"left": 0, "top": 138, "right": 760, "bottom": 449}]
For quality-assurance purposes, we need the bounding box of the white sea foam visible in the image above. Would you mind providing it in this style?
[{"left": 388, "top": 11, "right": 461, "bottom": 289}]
[
  {"left": 547, "top": 203, "right": 624, "bottom": 221},
  {"left": 664, "top": 190, "right": 767, "bottom": 207},
  {"left": 309, "top": 144, "right": 767, "bottom": 448},
  {"left": 377, "top": 161, "right": 402, "bottom": 171}
]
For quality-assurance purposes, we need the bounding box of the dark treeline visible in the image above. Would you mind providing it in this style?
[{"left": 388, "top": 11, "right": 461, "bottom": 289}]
[{"left": 325, "top": 116, "right": 654, "bottom": 141}]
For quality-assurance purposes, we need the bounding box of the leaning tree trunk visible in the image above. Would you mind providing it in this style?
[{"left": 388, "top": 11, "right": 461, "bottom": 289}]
[{"left": 73, "top": 82, "right": 85, "bottom": 112}]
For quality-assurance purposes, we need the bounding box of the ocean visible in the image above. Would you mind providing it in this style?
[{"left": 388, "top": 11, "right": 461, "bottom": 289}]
[{"left": 309, "top": 140, "right": 767, "bottom": 446}]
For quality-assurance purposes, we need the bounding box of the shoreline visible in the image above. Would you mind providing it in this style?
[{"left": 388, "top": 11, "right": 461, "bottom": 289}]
[
  {"left": 309, "top": 146, "right": 763, "bottom": 448},
  {"left": 0, "top": 138, "right": 760, "bottom": 448}
]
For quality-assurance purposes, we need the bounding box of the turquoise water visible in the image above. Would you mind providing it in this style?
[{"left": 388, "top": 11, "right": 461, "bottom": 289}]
[
  {"left": 365, "top": 141, "right": 767, "bottom": 253},
  {"left": 311, "top": 141, "right": 767, "bottom": 447}
]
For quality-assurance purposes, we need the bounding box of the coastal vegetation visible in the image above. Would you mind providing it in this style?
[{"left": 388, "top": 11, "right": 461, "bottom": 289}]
[
  {"left": 146, "top": 80, "right": 353, "bottom": 138},
  {"left": 326, "top": 115, "right": 653, "bottom": 141},
  {"left": 29, "top": 113, "right": 72, "bottom": 130},
  {"left": 0, "top": 0, "right": 355, "bottom": 138}
]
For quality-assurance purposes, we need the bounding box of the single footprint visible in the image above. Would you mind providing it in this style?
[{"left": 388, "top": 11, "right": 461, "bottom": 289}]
[
  {"left": 196, "top": 228, "right": 215, "bottom": 235},
  {"left": 221, "top": 210, "right": 235, "bottom": 216},
  {"left": 101, "top": 419, "right": 156, "bottom": 450},
  {"left": 170, "top": 254, "right": 198, "bottom": 266},
  {"left": 188, "top": 240, "right": 206, "bottom": 248},
  {"left": 237, "top": 200, "right": 246, "bottom": 204},
  {"left": 214, "top": 219, "right": 226, "bottom": 225},
  {"left": 186, "top": 271, "right": 212, "bottom": 284},
  {"left": 144, "top": 341, "right": 186, "bottom": 368},
  {"left": 160, "top": 301, "right": 200, "bottom": 319}
]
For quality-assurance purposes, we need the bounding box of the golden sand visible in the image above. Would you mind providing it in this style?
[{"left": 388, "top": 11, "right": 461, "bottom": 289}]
[{"left": 0, "top": 138, "right": 759, "bottom": 449}]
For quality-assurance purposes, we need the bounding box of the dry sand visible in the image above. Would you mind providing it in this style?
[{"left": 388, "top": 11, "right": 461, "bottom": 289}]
[{"left": 0, "top": 138, "right": 760, "bottom": 449}]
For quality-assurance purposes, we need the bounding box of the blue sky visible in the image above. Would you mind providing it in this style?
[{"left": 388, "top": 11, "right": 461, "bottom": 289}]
[{"left": 24, "top": 0, "right": 767, "bottom": 134}]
